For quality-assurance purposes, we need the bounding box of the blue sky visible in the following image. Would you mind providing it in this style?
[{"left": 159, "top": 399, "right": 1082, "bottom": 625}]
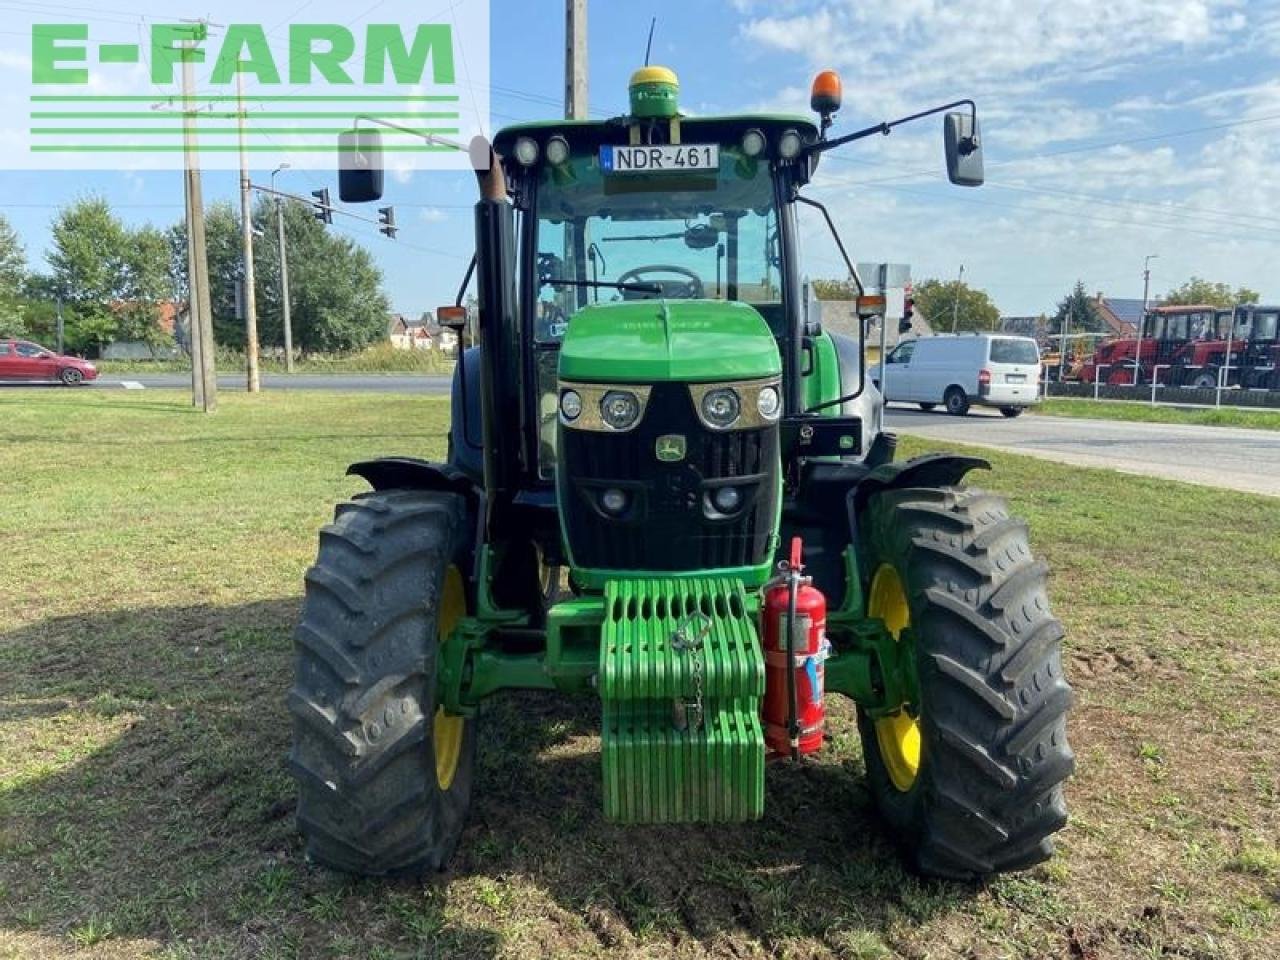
[{"left": 2, "top": 0, "right": 1278, "bottom": 318}]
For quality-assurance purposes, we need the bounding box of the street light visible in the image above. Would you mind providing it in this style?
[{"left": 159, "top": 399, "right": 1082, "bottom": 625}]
[
  {"left": 1134, "top": 254, "right": 1159, "bottom": 386},
  {"left": 271, "top": 163, "right": 295, "bottom": 373}
]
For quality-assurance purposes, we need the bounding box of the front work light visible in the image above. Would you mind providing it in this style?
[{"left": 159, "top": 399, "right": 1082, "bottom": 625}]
[
  {"left": 741, "top": 129, "right": 766, "bottom": 157},
  {"left": 514, "top": 136, "right": 540, "bottom": 166},
  {"left": 778, "top": 129, "right": 803, "bottom": 160},
  {"left": 546, "top": 136, "right": 570, "bottom": 166}
]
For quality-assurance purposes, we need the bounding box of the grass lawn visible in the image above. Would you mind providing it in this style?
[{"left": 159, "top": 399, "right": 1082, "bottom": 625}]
[
  {"left": 1, "top": 390, "right": 1277, "bottom": 960},
  {"left": 1034, "top": 397, "right": 1280, "bottom": 431}
]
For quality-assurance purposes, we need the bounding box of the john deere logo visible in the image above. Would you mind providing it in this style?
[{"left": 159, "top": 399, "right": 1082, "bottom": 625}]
[{"left": 655, "top": 435, "right": 686, "bottom": 462}]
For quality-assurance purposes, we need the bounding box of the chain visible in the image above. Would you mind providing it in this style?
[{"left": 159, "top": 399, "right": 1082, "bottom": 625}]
[{"left": 672, "top": 612, "right": 711, "bottom": 732}]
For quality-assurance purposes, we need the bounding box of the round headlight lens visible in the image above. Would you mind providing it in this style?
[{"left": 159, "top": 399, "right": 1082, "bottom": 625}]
[
  {"left": 757, "top": 385, "right": 781, "bottom": 420},
  {"left": 560, "top": 389, "right": 582, "bottom": 421},
  {"left": 713, "top": 486, "right": 742, "bottom": 513},
  {"left": 701, "top": 388, "right": 741, "bottom": 428},
  {"left": 600, "top": 488, "right": 628, "bottom": 515},
  {"left": 546, "top": 136, "right": 570, "bottom": 166},
  {"left": 741, "top": 129, "right": 766, "bottom": 157},
  {"left": 779, "top": 129, "right": 803, "bottom": 160},
  {"left": 514, "top": 136, "right": 539, "bottom": 166},
  {"left": 600, "top": 390, "right": 641, "bottom": 430}
]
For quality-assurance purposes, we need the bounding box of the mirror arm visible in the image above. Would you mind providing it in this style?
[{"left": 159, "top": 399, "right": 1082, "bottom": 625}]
[
  {"left": 810, "top": 98, "right": 977, "bottom": 155},
  {"left": 455, "top": 253, "right": 477, "bottom": 308}
]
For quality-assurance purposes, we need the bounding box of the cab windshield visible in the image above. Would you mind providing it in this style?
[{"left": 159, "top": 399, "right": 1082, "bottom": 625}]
[{"left": 533, "top": 148, "right": 780, "bottom": 342}]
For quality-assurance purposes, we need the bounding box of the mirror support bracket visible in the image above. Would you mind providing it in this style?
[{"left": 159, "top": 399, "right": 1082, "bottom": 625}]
[{"left": 809, "top": 99, "right": 978, "bottom": 156}]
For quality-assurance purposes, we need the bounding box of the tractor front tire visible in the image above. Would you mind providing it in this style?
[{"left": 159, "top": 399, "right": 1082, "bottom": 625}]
[
  {"left": 288, "top": 489, "right": 476, "bottom": 876},
  {"left": 856, "top": 485, "right": 1074, "bottom": 879}
]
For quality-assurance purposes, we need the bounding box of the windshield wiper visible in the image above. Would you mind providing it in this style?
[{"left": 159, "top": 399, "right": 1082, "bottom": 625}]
[{"left": 545, "top": 278, "right": 663, "bottom": 295}]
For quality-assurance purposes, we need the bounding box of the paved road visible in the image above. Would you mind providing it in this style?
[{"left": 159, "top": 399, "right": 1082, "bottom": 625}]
[
  {"left": 885, "top": 405, "right": 1280, "bottom": 497},
  {"left": 91, "top": 373, "right": 452, "bottom": 393}
]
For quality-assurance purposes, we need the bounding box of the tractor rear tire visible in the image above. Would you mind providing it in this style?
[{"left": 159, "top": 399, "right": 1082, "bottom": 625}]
[
  {"left": 288, "top": 489, "right": 476, "bottom": 876},
  {"left": 1192, "top": 367, "right": 1219, "bottom": 390},
  {"left": 856, "top": 485, "right": 1074, "bottom": 879}
]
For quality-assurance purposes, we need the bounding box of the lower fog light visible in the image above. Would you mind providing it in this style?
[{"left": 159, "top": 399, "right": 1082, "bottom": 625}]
[
  {"left": 713, "top": 486, "right": 742, "bottom": 512},
  {"left": 600, "top": 488, "right": 629, "bottom": 515}
]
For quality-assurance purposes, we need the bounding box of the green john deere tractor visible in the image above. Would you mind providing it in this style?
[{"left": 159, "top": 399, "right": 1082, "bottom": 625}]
[{"left": 289, "top": 66, "right": 1073, "bottom": 880}]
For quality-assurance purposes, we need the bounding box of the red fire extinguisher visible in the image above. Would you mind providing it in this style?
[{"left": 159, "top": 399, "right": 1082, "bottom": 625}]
[{"left": 762, "top": 537, "right": 828, "bottom": 759}]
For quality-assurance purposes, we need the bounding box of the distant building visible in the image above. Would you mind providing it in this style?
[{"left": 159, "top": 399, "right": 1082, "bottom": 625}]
[
  {"left": 1093, "top": 294, "right": 1158, "bottom": 338},
  {"left": 388, "top": 313, "right": 434, "bottom": 350},
  {"left": 101, "top": 300, "right": 187, "bottom": 360}
]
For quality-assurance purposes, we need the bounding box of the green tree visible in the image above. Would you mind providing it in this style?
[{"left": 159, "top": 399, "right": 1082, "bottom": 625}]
[
  {"left": 117, "top": 225, "right": 176, "bottom": 348},
  {"left": 811, "top": 278, "right": 858, "bottom": 301},
  {"left": 912, "top": 277, "right": 999, "bottom": 332},
  {"left": 1052, "top": 280, "right": 1103, "bottom": 334},
  {"left": 1163, "top": 277, "right": 1260, "bottom": 308},
  {"left": 47, "top": 198, "right": 130, "bottom": 353},
  {"left": 170, "top": 198, "right": 390, "bottom": 354},
  {"left": 0, "top": 214, "right": 27, "bottom": 338}
]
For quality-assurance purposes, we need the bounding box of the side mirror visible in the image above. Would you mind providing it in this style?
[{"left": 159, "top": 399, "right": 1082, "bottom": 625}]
[
  {"left": 437, "top": 305, "right": 468, "bottom": 331},
  {"left": 944, "top": 112, "right": 984, "bottom": 187},
  {"left": 338, "top": 129, "right": 385, "bottom": 203}
]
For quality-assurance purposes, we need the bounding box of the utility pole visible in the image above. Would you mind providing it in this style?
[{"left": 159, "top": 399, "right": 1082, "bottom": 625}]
[
  {"left": 272, "top": 164, "right": 295, "bottom": 373},
  {"left": 565, "top": 0, "right": 588, "bottom": 120},
  {"left": 237, "top": 71, "right": 261, "bottom": 392},
  {"left": 55, "top": 298, "right": 63, "bottom": 354},
  {"left": 1059, "top": 302, "right": 1071, "bottom": 382},
  {"left": 950, "top": 263, "right": 965, "bottom": 333},
  {"left": 181, "top": 26, "right": 216, "bottom": 412},
  {"left": 1135, "top": 254, "right": 1158, "bottom": 387}
]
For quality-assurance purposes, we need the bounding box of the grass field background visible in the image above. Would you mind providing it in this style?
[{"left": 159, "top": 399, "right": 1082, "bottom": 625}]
[
  {"left": 1033, "top": 397, "right": 1280, "bottom": 431},
  {"left": 1, "top": 391, "right": 1276, "bottom": 959}
]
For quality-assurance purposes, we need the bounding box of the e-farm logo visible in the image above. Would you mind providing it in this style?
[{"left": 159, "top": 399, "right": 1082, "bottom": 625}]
[{"left": 8, "top": 1, "right": 488, "bottom": 170}]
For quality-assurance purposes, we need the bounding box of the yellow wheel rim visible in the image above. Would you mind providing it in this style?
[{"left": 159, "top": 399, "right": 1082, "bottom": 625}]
[
  {"left": 869, "top": 564, "right": 921, "bottom": 792},
  {"left": 433, "top": 566, "right": 466, "bottom": 791}
]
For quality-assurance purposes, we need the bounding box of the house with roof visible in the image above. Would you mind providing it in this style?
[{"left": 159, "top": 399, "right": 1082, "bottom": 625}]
[
  {"left": 388, "top": 313, "right": 435, "bottom": 350},
  {"left": 1093, "top": 295, "right": 1157, "bottom": 337}
]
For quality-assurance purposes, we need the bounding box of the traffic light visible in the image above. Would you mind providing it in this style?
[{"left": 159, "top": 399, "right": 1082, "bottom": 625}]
[
  {"left": 378, "top": 206, "right": 398, "bottom": 239},
  {"left": 311, "top": 188, "right": 332, "bottom": 225}
]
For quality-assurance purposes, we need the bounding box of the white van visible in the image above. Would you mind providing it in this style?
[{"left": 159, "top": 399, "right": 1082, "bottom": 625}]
[{"left": 876, "top": 334, "right": 1041, "bottom": 417}]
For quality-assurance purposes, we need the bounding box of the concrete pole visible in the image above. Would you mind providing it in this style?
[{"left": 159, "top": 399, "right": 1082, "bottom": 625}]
[
  {"left": 181, "top": 43, "right": 212, "bottom": 411},
  {"left": 565, "top": 0, "right": 588, "bottom": 120},
  {"left": 1136, "top": 254, "right": 1157, "bottom": 387},
  {"left": 272, "top": 164, "right": 295, "bottom": 373},
  {"left": 237, "top": 72, "right": 261, "bottom": 392}
]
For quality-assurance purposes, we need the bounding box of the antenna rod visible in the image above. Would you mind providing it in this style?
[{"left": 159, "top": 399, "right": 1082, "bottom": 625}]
[{"left": 645, "top": 17, "right": 656, "bottom": 66}]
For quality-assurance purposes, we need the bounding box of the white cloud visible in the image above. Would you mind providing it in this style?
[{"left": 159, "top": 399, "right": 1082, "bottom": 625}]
[{"left": 419, "top": 207, "right": 447, "bottom": 223}]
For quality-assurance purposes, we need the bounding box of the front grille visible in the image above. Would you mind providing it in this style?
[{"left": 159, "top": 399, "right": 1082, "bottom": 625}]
[{"left": 560, "top": 382, "right": 779, "bottom": 571}]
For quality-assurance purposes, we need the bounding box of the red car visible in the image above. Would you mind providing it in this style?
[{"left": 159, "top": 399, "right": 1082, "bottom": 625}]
[{"left": 0, "top": 340, "right": 98, "bottom": 385}]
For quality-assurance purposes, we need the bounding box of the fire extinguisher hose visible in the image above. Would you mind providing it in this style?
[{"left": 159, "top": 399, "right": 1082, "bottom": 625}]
[{"left": 785, "top": 567, "right": 800, "bottom": 761}]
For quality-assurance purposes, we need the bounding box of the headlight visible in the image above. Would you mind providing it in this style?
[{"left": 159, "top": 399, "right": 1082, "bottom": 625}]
[
  {"left": 560, "top": 389, "right": 582, "bottom": 421},
  {"left": 701, "top": 388, "right": 741, "bottom": 429},
  {"left": 600, "top": 390, "right": 641, "bottom": 430},
  {"left": 757, "top": 385, "right": 781, "bottom": 420},
  {"left": 600, "top": 488, "right": 628, "bottom": 515},
  {"left": 514, "top": 136, "right": 539, "bottom": 166}
]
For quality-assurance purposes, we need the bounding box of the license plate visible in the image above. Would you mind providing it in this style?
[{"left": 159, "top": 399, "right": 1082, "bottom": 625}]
[
  {"left": 600, "top": 144, "right": 719, "bottom": 174},
  {"left": 1006, "top": 374, "right": 1026, "bottom": 383}
]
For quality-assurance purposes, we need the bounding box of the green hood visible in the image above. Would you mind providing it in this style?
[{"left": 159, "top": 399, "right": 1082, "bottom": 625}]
[{"left": 558, "top": 300, "right": 781, "bottom": 382}]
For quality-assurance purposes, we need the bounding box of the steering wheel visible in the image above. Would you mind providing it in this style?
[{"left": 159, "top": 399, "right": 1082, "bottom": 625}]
[{"left": 616, "top": 264, "right": 705, "bottom": 300}]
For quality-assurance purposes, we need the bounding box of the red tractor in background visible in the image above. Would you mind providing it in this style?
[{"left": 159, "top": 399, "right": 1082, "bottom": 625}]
[
  {"left": 1162, "top": 307, "right": 1249, "bottom": 389},
  {"left": 1080, "top": 304, "right": 1221, "bottom": 386},
  {"left": 1238, "top": 305, "right": 1280, "bottom": 390}
]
